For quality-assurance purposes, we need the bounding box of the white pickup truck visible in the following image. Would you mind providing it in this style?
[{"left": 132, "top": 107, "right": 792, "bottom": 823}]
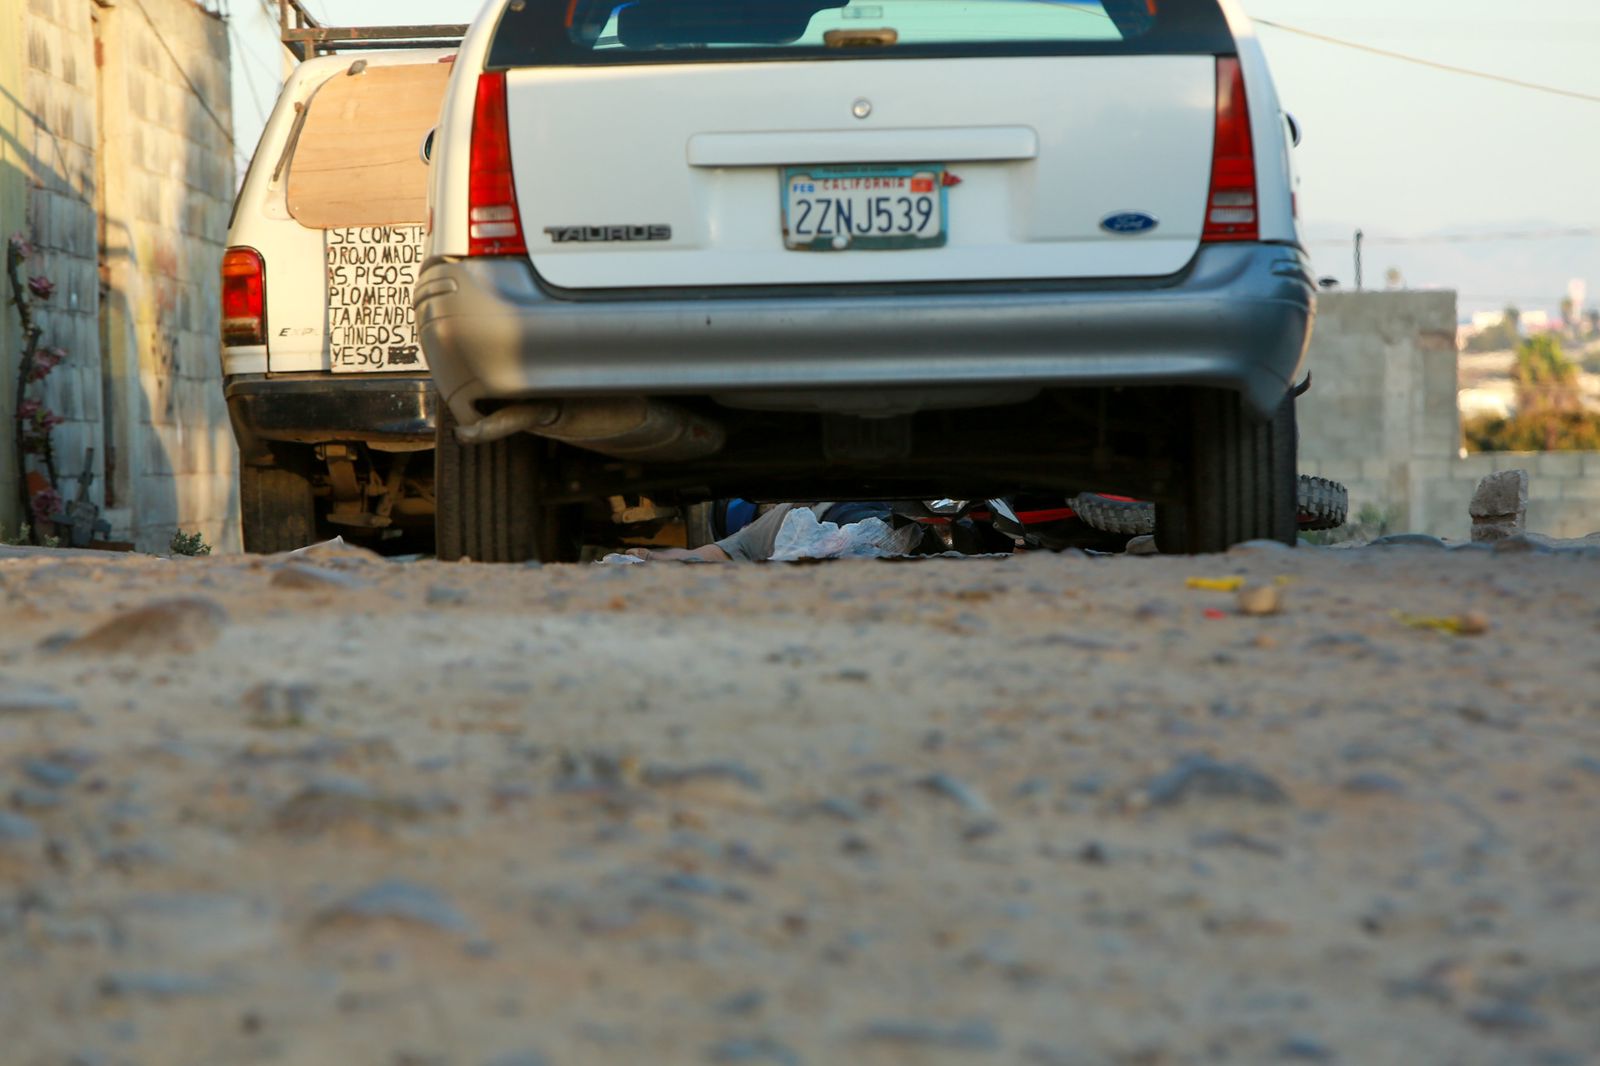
[{"left": 221, "top": 51, "right": 454, "bottom": 552}]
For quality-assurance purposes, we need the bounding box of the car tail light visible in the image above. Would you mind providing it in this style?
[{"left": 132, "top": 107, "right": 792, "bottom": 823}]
[
  {"left": 221, "top": 247, "right": 266, "bottom": 346},
  {"left": 1201, "top": 57, "right": 1259, "bottom": 243},
  {"left": 467, "top": 71, "right": 528, "bottom": 257}
]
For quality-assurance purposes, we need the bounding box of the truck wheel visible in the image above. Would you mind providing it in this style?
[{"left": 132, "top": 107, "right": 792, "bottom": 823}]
[
  {"left": 435, "top": 399, "right": 579, "bottom": 563},
  {"left": 240, "top": 465, "right": 316, "bottom": 554},
  {"left": 1156, "top": 389, "right": 1297, "bottom": 554}
]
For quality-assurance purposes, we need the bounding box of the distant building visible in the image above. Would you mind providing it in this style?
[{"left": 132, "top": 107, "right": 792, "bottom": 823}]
[
  {"left": 1567, "top": 278, "right": 1587, "bottom": 321},
  {"left": 1519, "top": 310, "right": 1554, "bottom": 334}
]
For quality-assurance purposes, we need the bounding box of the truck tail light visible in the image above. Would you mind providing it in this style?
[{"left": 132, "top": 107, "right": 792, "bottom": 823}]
[
  {"left": 221, "top": 247, "right": 266, "bottom": 346},
  {"left": 1201, "top": 57, "right": 1259, "bottom": 243},
  {"left": 467, "top": 71, "right": 528, "bottom": 257}
]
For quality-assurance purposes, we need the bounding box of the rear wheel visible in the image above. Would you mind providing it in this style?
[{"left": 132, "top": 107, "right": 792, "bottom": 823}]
[
  {"left": 683, "top": 502, "right": 719, "bottom": 549},
  {"left": 434, "top": 399, "right": 581, "bottom": 562},
  {"left": 240, "top": 465, "right": 316, "bottom": 554},
  {"left": 1155, "top": 389, "right": 1297, "bottom": 555}
]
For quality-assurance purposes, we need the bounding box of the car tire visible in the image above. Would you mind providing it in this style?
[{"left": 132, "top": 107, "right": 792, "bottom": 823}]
[
  {"left": 683, "top": 502, "right": 719, "bottom": 549},
  {"left": 435, "top": 398, "right": 580, "bottom": 563},
  {"left": 1156, "top": 389, "right": 1297, "bottom": 555},
  {"left": 240, "top": 465, "right": 316, "bottom": 554}
]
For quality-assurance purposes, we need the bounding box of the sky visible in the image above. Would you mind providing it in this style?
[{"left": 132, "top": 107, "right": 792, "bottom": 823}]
[{"left": 221, "top": 0, "right": 1600, "bottom": 317}]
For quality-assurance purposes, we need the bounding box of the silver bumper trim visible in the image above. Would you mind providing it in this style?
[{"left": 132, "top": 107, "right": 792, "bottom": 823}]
[{"left": 415, "top": 244, "right": 1314, "bottom": 426}]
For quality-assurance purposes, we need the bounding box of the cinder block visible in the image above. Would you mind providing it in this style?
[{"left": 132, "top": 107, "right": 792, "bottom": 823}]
[
  {"left": 1536, "top": 452, "right": 1585, "bottom": 479},
  {"left": 135, "top": 476, "right": 181, "bottom": 529},
  {"left": 1371, "top": 458, "right": 1406, "bottom": 483},
  {"left": 1528, "top": 477, "right": 1563, "bottom": 503},
  {"left": 1559, "top": 478, "right": 1600, "bottom": 502},
  {"left": 141, "top": 429, "right": 176, "bottom": 477}
]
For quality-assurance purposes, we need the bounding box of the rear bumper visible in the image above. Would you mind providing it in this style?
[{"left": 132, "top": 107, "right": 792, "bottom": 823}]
[
  {"left": 225, "top": 374, "right": 436, "bottom": 459},
  {"left": 415, "top": 243, "right": 1315, "bottom": 425}
]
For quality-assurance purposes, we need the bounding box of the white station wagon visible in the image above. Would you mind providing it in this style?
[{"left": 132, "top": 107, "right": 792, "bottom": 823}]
[{"left": 416, "top": 0, "right": 1314, "bottom": 561}]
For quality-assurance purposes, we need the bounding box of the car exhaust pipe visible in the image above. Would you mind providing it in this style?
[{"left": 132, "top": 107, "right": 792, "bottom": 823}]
[{"left": 454, "top": 398, "right": 725, "bottom": 462}]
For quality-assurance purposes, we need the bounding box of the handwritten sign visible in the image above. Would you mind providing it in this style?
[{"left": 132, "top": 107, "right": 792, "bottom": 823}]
[{"left": 326, "top": 225, "right": 426, "bottom": 372}]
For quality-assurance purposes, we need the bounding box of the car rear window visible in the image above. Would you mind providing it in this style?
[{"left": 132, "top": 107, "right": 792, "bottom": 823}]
[
  {"left": 488, "top": 0, "right": 1234, "bottom": 68},
  {"left": 285, "top": 62, "right": 451, "bottom": 229}
]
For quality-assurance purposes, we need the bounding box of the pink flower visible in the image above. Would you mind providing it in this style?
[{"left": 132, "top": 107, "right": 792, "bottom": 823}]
[
  {"left": 26, "top": 275, "right": 55, "bottom": 300},
  {"left": 28, "top": 346, "right": 65, "bottom": 382},
  {"left": 17, "top": 400, "right": 63, "bottom": 454},
  {"left": 29, "top": 487, "right": 63, "bottom": 524},
  {"left": 7, "top": 234, "right": 32, "bottom": 260}
]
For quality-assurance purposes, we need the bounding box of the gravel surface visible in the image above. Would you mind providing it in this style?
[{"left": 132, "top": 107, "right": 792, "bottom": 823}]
[{"left": 1, "top": 539, "right": 1598, "bottom": 1065}]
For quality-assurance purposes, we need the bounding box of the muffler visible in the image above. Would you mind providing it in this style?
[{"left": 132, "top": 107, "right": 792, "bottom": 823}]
[{"left": 454, "top": 398, "right": 724, "bottom": 462}]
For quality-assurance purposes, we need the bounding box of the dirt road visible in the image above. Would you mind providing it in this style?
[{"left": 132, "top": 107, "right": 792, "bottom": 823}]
[{"left": 2, "top": 539, "right": 1598, "bottom": 1066}]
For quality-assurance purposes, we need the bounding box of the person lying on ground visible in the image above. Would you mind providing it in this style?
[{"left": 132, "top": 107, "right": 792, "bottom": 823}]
[{"left": 626, "top": 502, "right": 916, "bottom": 562}]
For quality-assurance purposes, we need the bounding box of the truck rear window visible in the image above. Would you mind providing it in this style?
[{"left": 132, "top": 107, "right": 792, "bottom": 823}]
[
  {"left": 489, "top": 0, "right": 1234, "bottom": 68},
  {"left": 285, "top": 62, "right": 451, "bottom": 229}
]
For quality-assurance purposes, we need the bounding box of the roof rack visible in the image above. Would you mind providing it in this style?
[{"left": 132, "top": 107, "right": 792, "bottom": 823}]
[{"left": 276, "top": 0, "right": 467, "bottom": 61}]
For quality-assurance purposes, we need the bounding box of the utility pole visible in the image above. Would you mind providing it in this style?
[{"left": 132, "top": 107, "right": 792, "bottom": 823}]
[{"left": 1354, "top": 229, "right": 1364, "bottom": 292}]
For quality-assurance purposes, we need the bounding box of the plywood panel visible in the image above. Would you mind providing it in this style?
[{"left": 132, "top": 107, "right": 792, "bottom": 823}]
[{"left": 286, "top": 62, "right": 452, "bottom": 229}]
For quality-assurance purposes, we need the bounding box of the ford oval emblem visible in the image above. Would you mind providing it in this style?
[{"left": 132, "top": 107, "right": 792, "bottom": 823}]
[{"left": 1100, "top": 211, "right": 1159, "bottom": 235}]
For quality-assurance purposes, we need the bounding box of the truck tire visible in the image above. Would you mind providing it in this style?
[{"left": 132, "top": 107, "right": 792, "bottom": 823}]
[
  {"left": 240, "top": 465, "right": 316, "bottom": 554},
  {"left": 435, "top": 399, "right": 579, "bottom": 563},
  {"left": 1155, "top": 389, "right": 1297, "bottom": 555}
]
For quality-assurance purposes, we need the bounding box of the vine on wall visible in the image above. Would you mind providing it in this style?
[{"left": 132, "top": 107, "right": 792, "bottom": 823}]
[{"left": 6, "top": 233, "right": 65, "bottom": 542}]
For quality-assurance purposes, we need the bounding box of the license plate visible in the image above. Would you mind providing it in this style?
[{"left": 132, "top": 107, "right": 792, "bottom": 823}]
[
  {"left": 326, "top": 224, "right": 429, "bottom": 373},
  {"left": 782, "top": 165, "right": 948, "bottom": 251}
]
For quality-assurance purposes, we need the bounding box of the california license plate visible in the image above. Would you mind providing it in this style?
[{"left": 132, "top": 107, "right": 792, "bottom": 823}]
[{"left": 782, "top": 165, "right": 948, "bottom": 251}]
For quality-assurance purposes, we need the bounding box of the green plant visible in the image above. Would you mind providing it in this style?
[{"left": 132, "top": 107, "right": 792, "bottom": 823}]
[
  {"left": 0, "top": 522, "right": 30, "bottom": 546},
  {"left": 170, "top": 530, "right": 212, "bottom": 556},
  {"left": 1464, "top": 334, "right": 1600, "bottom": 452}
]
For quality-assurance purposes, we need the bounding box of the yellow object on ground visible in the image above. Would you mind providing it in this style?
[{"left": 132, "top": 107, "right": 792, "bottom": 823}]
[
  {"left": 1392, "top": 610, "right": 1492, "bottom": 636},
  {"left": 1186, "top": 576, "right": 1246, "bottom": 592}
]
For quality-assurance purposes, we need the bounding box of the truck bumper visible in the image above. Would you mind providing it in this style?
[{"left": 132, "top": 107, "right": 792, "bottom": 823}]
[
  {"left": 415, "top": 243, "right": 1315, "bottom": 427},
  {"left": 224, "top": 374, "right": 436, "bottom": 460}
]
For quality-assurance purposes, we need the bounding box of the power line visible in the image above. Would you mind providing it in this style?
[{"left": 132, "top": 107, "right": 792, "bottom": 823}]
[
  {"left": 227, "top": 24, "right": 273, "bottom": 129},
  {"left": 1253, "top": 18, "right": 1600, "bottom": 106},
  {"left": 1307, "top": 228, "right": 1600, "bottom": 246}
]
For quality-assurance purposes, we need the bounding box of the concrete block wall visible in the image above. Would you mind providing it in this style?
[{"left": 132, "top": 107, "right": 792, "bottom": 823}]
[
  {"left": 1299, "top": 292, "right": 1600, "bottom": 540},
  {"left": 1, "top": 0, "right": 237, "bottom": 551},
  {"left": 20, "top": 0, "right": 103, "bottom": 521},
  {"left": 0, "top": 5, "right": 24, "bottom": 528},
  {"left": 101, "top": 0, "right": 238, "bottom": 552}
]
